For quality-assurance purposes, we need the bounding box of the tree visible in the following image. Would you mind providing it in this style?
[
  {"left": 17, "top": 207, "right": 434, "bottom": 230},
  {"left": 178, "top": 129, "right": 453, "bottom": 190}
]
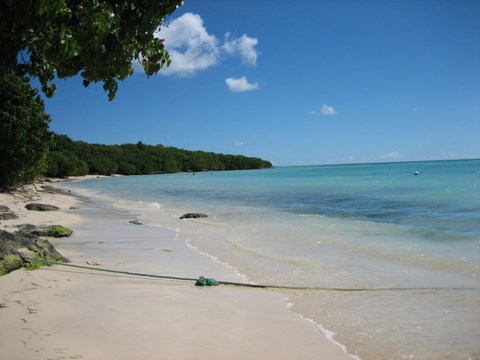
[
  {"left": 88, "top": 156, "right": 118, "bottom": 175},
  {"left": 45, "top": 151, "right": 89, "bottom": 178},
  {"left": 0, "top": 70, "right": 52, "bottom": 191},
  {"left": 0, "top": 0, "right": 183, "bottom": 100}
]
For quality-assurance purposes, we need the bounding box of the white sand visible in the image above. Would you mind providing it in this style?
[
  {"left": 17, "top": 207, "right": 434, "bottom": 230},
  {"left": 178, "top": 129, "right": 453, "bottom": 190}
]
[
  {"left": 0, "top": 183, "right": 82, "bottom": 231},
  {"left": 0, "top": 181, "right": 353, "bottom": 359}
]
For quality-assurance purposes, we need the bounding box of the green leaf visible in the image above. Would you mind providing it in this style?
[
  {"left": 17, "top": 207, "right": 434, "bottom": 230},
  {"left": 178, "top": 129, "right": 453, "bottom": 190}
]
[{"left": 2, "top": 0, "right": 184, "bottom": 100}]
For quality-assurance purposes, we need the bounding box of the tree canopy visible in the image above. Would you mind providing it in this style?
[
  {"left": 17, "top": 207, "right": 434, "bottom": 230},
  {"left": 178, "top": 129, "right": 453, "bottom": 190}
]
[
  {"left": 0, "top": 70, "right": 52, "bottom": 191},
  {"left": 0, "top": 0, "right": 183, "bottom": 100},
  {"left": 46, "top": 134, "right": 273, "bottom": 177}
]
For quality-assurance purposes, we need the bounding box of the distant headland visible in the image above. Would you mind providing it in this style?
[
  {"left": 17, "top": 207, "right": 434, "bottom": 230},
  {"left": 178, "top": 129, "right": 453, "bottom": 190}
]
[{"left": 46, "top": 134, "right": 272, "bottom": 178}]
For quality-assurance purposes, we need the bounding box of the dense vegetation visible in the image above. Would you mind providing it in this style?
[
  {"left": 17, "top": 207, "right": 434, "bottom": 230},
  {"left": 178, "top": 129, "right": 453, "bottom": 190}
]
[
  {"left": 0, "top": 70, "right": 52, "bottom": 191},
  {"left": 1, "top": 0, "right": 182, "bottom": 100},
  {"left": 45, "top": 134, "right": 272, "bottom": 177}
]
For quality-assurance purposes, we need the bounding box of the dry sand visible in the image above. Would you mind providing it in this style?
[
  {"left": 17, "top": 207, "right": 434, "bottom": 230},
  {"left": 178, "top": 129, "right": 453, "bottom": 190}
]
[{"left": 0, "top": 181, "right": 354, "bottom": 360}]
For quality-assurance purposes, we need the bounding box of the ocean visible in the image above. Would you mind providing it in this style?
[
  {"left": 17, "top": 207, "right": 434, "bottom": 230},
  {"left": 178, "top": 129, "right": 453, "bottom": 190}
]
[{"left": 64, "top": 159, "right": 480, "bottom": 360}]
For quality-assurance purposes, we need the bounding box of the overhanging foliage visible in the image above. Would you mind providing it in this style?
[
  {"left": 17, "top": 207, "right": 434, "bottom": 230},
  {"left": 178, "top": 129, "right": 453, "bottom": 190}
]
[{"left": 0, "top": 0, "right": 183, "bottom": 100}]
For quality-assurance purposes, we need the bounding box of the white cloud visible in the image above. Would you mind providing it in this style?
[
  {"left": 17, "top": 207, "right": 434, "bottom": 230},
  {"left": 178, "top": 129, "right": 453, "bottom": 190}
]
[
  {"left": 310, "top": 104, "right": 337, "bottom": 116},
  {"left": 411, "top": 106, "right": 422, "bottom": 112},
  {"left": 320, "top": 104, "right": 337, "bottom": 116},
  {"left": 225, "top": 76, "right": 259, "bottom": 92},
  {"left": 149, "top": 13, "right": 259, "bottom": 77},
  {"left": 379, "top": 151, "right": 406, "bottom": 160},
  {"left": 443, "top": 152, "right": 469, "bottom": 159},
  {"left": 156, "top": 13, "right": 219, "bottom": 77},
  {"left": 347, "top": 155, "right": 370, "bottom": 163},
  {"left": 234, "top": 141, "right": 247, "bottom": 146},
  {"left": 223, "top": 33, "right": 259, "bottom": 66}
]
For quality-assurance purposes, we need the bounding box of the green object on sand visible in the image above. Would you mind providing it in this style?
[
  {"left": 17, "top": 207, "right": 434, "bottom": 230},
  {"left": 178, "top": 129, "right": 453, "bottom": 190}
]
[{"left": 195, "top": 276, "right": 220, "bottom": 287}]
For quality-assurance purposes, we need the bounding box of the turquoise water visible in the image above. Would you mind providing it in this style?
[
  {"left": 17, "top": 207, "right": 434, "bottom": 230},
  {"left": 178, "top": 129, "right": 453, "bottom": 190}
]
[
  {"left": 66, "top": 159, "right": 480, "bottom": 360},
  {"left": 75, "top": 160, "right": 479, "bottom": 235}
]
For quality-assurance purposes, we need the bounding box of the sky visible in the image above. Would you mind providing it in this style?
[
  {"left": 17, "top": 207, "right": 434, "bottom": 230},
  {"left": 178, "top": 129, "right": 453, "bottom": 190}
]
[{"left": 44, "top": 0, "right": 480, "bottom": 166}]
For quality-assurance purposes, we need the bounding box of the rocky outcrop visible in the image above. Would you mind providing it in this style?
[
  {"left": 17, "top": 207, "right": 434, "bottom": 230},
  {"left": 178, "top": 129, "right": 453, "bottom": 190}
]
[
  {"left": 13, "top": 224, "right": 73, "bottom": 238},
  {"left": 0, "top": 226, "right": 69, "bottom": 276},
  {"left": 25, "top": 203, "right": 60, "bottom": 211},
  {"left": 129, "top": 219, "right": 143, "bottom": 225},
  {"left": 0, "top": 205, "right": 18, "bottom": 220},
  {"left": 180, "top": 213, "right": 208, "bottom": 219},
  {"left": 27, "top": 238, "right": 67, "bottom": 262}
]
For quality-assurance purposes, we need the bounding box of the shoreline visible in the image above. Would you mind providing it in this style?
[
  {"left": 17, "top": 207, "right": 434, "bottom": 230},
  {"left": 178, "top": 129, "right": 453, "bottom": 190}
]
[{"left": 0, "top": 180, "right": 354, "bottom": 359}]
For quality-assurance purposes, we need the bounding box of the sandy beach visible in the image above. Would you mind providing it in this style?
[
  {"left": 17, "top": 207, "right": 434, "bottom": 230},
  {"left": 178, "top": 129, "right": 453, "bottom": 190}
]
[{"left": 0, "top": 181, "right": 354, "bottom": 360}]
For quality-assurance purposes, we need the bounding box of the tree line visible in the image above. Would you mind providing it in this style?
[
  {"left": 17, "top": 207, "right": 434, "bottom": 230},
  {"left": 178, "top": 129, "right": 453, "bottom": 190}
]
[{"left": 45, "top": 134, "right": 272, "bottom": 178}]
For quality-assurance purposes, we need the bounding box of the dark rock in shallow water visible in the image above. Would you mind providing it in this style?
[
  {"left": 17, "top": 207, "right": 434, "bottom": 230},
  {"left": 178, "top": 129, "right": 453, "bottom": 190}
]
[
  {"left": 129, "top": 219, "right": 143, "bottom": 225},
  {"left": 25, "top": 203, "right": 60, "bottom": 211},
  {"left": 180, "top": 213, "right": 208, "bottom": 219},
  {"left": 0, "top": 205, "right": 18, "bottom": 220}
]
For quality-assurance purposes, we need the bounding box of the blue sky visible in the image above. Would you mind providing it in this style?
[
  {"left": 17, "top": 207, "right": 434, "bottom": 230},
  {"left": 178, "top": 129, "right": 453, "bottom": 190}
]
[{"left": 45, "top": 0, "right": 480, "bottom": 166}]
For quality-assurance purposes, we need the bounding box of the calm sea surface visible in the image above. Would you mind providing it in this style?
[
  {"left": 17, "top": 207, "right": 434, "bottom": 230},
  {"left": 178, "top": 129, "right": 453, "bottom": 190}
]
[{"left": 65, "top": 159, "right": 480, "bottom": 360}]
